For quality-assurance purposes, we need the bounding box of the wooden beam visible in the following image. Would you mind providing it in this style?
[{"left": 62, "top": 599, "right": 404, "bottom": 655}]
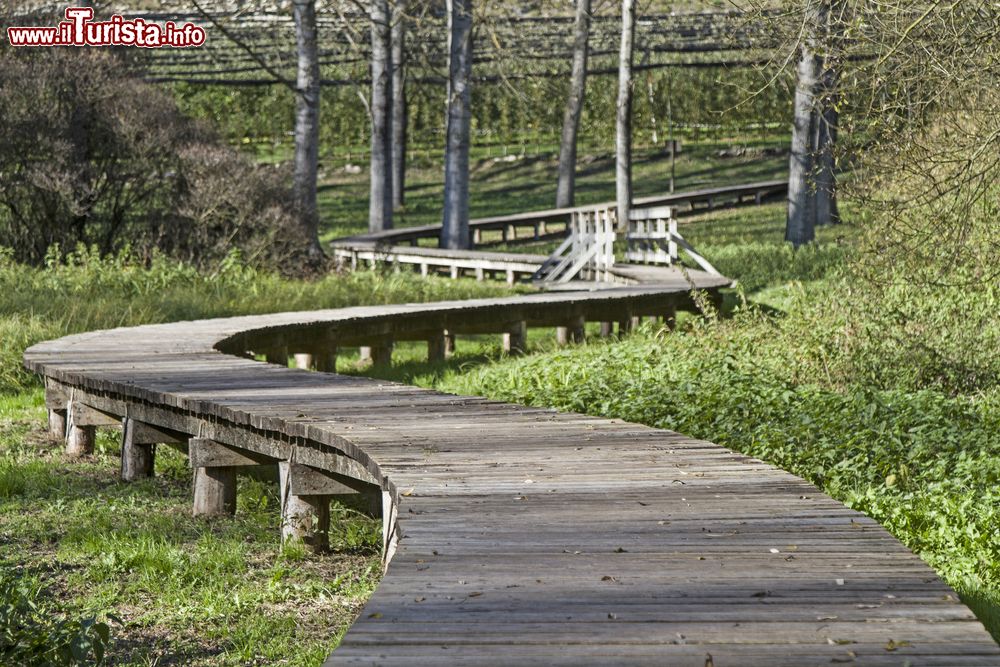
[
  {"left": 286, "top": 462, "right": 363, "bottom": 496},
  {"left": 71, "top": 402, "right": 121, "bottom": 427},
  {"left": 188, "top": 438, "right": 275, "bottom": 468},
  {"left": 44, "top": 380, "right": 69, "bottom": 410},
  {"left": 128, "top": 420, "right": 185, "bottom": 445}
]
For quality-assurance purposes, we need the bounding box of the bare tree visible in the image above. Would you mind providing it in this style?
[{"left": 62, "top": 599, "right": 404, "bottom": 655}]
[
  {"left": 391, "top": 0, "right": 408, "bottom": 210},
  {"left": 615, "top": 0, "right": 636, "bottom": 231},
  {"left": 785, "top": 0, "right": 822, "bottom": 248},
  {"left": 440, "top": 0, "right": 473, "bottom": 250},
  {"left": 369, "top": 0, "right": 393, "bottom": 232},
  {"left": 555, "top": 0, "right": 591, "bottom": 209},
  {"left": 292, "top": 0, "right": 323, "bottom": 257}
]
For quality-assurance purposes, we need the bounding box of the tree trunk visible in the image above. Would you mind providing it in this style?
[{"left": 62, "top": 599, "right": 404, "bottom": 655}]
[
  {"left": 293, "top": 0, "right": 322, "bottom": 257},
  {"left": 391, "top": 0, "right": 408, "bottom": 210},
  {"left": 555, "top": 0, "right": 591, "bottom": 209},
  {"left": 369, "top": 0, "right": 393, "bottom": 232},
  {"left": 814, "top": 88, "right": 839, "bottom": 225},
  {"left": 814, "top": 1, "right": 839, "bottom": 226},
  {"left": 615, "top": 0, "right": 636, "bottom": 231},
  {"left": 440, "top": 0, "right": 473, "bottom": 250},
  {"left": 785, "top": 0, "right": 822, "bottom": 247}
]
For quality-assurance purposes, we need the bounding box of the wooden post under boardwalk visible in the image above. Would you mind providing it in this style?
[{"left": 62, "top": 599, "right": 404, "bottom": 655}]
[
  {"left": 120, "top": 418, "right": 155, "bottom": 482},
  {"left": 279, "top": 461, "right": 331, "bottom": 551},
  {"left": 192, "top": 466, "right": 237, "bottom": 516},
  {"left": 65, "top": 402, "right": 95, "bottom": 457}
]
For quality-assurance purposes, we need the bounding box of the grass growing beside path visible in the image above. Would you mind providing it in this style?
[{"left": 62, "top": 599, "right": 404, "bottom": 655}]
[{"left": 0, "top": 252, "right": 519, "bottom": 665}]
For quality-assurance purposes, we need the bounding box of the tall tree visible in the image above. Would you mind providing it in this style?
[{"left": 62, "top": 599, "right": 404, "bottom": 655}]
[
  {"left": 785, "top": 0, "right": 822, "bottom": 247},
  {"left": 390, "top": 0, "right": 408, "bottom": 210},
  {"left": 813, "top": 0, "right": 840, "bottom": 226},
  {"left": 555, "top": 0, "right": 592, "bottom": 209},
  {"left": 440, "top": 0, "right": 473, "bottom": 250},
  {"left": 615, "top": 0, "right": 636, "bottom": 231},
  {"left": 292, "top": 0, "right": 323, "bottom": 257},
  {"left": 369, "top": 0, "right": 393, "bottom": 232}
]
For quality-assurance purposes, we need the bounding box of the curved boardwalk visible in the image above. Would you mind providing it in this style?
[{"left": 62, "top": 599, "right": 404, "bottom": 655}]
[{"left": 24, "top": 270, "right": 999, "bottom": 666}]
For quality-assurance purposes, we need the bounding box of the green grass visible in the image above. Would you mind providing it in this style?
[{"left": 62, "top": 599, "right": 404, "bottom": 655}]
[{"left": 0, "top": 389, "right": 381, "bottom": 665}]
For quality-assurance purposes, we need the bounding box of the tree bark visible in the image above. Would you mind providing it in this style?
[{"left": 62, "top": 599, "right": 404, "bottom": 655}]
[
  {"left": 391, "top": 0, "right": 408, "bottom": 210},
  {"left": 369, "top": 0, "right": 393, "bottom": 232},
  {"left": 786, "top": 0, "right": 823, "bottom": 248},
  {"left": 292, "top": 0, "right": 323, "bottom": 257},
  {"left": 615, "top": 0, "right": 636, "bottom": 232},
  {"left": 814, "top": 1, "right": 839, "bottom": 226},
  {"left": 555, "top": 0, "right": 591, "bottom": 209},
  {"left": 440, "top": 0, "right": 473, "bottom": 250}
]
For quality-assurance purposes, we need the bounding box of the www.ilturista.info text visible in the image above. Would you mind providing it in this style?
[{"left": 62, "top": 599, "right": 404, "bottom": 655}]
[{"left": 6, "top": 7, "right": 206, "bottom": 48}]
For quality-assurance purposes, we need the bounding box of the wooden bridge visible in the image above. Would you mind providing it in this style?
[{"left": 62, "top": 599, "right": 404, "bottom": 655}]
[
  {"left": 332, "top": 179, "right": 787, "bottom": 251},
  {"left": 25, "top": 267, "right": 1000, "bottom": 665}
]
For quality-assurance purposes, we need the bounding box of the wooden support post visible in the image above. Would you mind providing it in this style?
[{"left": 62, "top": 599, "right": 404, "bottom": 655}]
[
  {"left": 663, "top": 303, "right": 677, "bottom": 331},
  {"left": 370, "top": 343, "right": 393, "bottom": 368},
  {"left": 48, "top": 409, "right": 67, "bottom": 439},
  {"left": 450, "top": 266, "right": 459, "bottom": 280},
  {"left": 420, "top": 263, "right": 429, "bottom": 277},
  {"left": 265, "top": 346, "right": 288, "bottom": 366},
  {"left": 444, "top": 330, "right": 456, "bottom": 357},
  {"left": 428, "top": 332, "right": 447, "bottom": 363},
  {"left": 189, "top": 438, "right": 273, "bottom": 517},
  {"left": 475, "top": 266, "right": 485, "bottom": 281},
  {"left": 506, "top": 269, "right": 516, "bottom": 286},
  {"left": 472, "top": 229, "right": 482, "bottom": 245},
  {"left": 120, "top": 418, "right": 156, "bottom": 482},
  {"left": 599, "top": 321, "right": 614, "bottom": 338},
  {"left": 315, "top": 349, "right": 338, "bottom": 373},
  {"left": 192, "top": 466, "right": 237, "bottom": 517},
  {"left": 278, "top": 461, "right": 335, "bottom": 552},
  {"left": 65, "top": 402, "right": 96, "bottom": 457},
  {"left": 558, "top": 315, "right": 585, "bottom": 344},
  {"left": 294, "top": 353, "right": 314, "bottom": 370},
  {"left": 359, "top": 346, "right": 372, "bottom": 363},
  {"left": 503, "top": 321, "right": 527, "bottom": 355},
  {"left": 619, "top": 315, "right": 638, "bottom": 337}
]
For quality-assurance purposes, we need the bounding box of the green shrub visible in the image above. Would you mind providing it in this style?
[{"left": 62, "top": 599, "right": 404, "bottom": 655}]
[{"left": 0, "top": 569, "right": 111, "bottom": 666}]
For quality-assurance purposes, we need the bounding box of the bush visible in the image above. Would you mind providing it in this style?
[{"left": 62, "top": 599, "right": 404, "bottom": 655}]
[
  {"left": 0, "top": 46, "right": 308, "bottom": 272},
  {"left": 0, "top": 569, "right": 111, "bottom": 666}
]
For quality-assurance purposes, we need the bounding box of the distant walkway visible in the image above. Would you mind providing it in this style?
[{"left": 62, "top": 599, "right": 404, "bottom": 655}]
[
  {"left": 331, "top": 181, "right": 785, "bottom": 287},
  {"left": 333, "top": 180, "right": 787, "bottom": 250},
  {"left": 25, "top": 272, "right": 1000, "bottom": 665}
]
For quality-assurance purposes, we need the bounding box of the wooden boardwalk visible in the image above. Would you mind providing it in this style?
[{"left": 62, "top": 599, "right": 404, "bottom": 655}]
[
  {"left": 24, "top": 273, "right": 1000, "bottom": 666},
  {"left": 333, "top": 180, "right": 787, "bottom": 250}
]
